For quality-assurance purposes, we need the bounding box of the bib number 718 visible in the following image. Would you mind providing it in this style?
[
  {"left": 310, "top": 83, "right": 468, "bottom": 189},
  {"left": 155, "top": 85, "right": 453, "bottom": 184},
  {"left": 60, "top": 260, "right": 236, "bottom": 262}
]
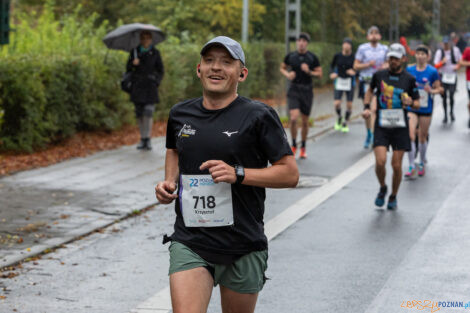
[{"left": 193, "top": 196, "right": 216, "bottom": 209}]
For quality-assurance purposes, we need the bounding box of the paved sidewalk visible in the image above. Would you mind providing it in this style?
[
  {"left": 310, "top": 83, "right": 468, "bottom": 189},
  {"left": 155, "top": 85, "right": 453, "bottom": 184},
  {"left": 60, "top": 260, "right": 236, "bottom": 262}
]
[{"left": 0, "top": 88, "right": 364, "bottom": 269}]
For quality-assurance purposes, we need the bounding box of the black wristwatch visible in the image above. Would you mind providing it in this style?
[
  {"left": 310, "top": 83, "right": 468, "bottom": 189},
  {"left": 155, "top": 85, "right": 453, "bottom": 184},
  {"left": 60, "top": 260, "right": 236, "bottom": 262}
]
[{"left": 234, "top": 165, "right": 245, "bottom": 184}]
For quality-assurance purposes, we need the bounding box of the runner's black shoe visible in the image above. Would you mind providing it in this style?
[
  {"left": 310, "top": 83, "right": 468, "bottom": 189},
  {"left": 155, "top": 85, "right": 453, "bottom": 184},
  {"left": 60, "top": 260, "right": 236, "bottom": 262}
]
[
  {"left": 375, "top": 185, "right": 387, "bottom": 207},
  {"left": 387, "top": 195, "right": 398, "bottom": 210}
]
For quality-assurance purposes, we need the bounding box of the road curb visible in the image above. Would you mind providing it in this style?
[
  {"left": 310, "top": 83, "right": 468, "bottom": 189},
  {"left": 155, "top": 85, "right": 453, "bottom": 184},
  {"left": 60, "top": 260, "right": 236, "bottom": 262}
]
[{"left": 0, "top": 113, "right": 362, "bottom": 271}]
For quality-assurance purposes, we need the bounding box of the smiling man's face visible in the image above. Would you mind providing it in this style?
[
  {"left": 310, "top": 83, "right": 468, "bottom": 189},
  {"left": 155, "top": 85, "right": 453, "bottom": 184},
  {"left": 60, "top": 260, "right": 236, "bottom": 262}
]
[{"left": 198, "top": 45, "right": 246, "bottom": 96}]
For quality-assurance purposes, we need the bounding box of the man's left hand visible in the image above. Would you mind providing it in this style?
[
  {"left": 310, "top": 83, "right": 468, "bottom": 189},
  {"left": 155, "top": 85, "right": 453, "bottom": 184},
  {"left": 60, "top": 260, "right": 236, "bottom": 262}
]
[
  {"left": 200, "top": 160, "right": 237, "bottom": 184},
  {"left": 401, "top": 93, "right": 413, "bottom": 106},
  {"left": 301, "top": 63, "right": 310, "bottom": 74}
]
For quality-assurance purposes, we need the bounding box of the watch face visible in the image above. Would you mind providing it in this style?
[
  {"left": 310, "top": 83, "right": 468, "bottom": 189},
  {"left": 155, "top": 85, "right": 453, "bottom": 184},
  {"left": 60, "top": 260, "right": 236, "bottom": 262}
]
[{"left": 237, "top": 167, "right": 244, "bottom": 176}]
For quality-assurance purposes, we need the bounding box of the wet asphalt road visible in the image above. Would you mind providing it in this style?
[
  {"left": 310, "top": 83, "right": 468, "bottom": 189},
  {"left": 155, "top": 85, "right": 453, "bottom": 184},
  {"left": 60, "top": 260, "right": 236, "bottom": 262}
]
[{"left": 2, "top": 77, "right": 470, "bottom": 313}]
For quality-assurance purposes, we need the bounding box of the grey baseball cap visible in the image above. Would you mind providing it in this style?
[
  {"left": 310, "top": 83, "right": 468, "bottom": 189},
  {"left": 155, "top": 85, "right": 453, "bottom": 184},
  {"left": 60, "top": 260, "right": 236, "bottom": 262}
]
[
  {"left": 387, "top": 43, "right": 406, "bottom": 59},
  {"left": 367, "top": 26, "right": 380, "bottom": 35},
  {"left": 200, "top": 36, "right": 246, "bottom": 65}
]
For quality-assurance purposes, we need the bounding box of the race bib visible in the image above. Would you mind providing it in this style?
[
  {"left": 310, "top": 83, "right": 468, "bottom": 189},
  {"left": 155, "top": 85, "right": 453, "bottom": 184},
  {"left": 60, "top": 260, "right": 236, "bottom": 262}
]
[
  {"left": 418, "top": 89, "right": 429, "bottom": 108},
  {"left": 442, "top": 73, "right": 456, "bottom": 84},
  {"left": 180, "top": 174, "right": 233, "bottom": 227},
  {"left": 379, "top": 109, "right": 406, "bottom": 128},
  {"left": 335, "top": 77, "right": 352, "bottom": 91}
]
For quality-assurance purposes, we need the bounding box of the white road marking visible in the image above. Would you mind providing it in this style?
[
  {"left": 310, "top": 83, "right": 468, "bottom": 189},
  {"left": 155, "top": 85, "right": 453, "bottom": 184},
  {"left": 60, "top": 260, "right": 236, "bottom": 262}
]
[{"left": 131, "top": 152, "right": 375, "bottom": 313}]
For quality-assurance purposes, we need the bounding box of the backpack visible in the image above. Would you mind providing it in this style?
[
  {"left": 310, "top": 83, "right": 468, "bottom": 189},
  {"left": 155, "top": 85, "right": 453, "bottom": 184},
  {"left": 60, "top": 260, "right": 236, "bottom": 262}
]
[{"left": 439, "top": 47, "right": 457, "bottom": 64}]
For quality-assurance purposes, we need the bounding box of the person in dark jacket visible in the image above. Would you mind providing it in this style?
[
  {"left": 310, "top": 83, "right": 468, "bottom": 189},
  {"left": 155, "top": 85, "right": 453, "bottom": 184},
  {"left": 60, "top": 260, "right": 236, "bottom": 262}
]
[{"left": 126, "top": 30, "right": 164, "bottom": 150}]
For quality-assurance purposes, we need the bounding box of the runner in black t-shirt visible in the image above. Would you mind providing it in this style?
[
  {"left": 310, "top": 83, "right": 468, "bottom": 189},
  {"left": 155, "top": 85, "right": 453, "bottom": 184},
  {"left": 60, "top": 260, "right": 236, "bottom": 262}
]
[
  {"left": 362, "top": 43, "right": 420, "bottom": 210},
  {"left": 330, "top": 38, "right": 356, "bottom": 132},
  {"left": 155, "top": 36, "right": 298, "bottom": 313},
  {"left": 280, "top": 32, "right": 322, "bottom": 159}
]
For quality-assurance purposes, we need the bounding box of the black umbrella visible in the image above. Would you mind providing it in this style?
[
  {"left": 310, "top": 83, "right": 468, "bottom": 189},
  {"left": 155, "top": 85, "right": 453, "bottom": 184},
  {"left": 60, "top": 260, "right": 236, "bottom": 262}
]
[{"left": 103, "top": 23, "right": 165, "bottom": 52}]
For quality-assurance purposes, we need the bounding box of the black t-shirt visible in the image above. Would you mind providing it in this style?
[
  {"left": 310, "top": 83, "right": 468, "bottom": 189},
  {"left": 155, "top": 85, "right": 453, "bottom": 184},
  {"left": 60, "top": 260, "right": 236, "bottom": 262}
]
[
  {"left": 283, "top": 51, "right": 320, "bottom": 85},
  {"left": 330, "top": 52, "right": 355, "bottom": 78},
  {"left": 370, "top": 69, "right": 420, "bottom": 127},
  {"left": 165, "top": 96, "right": 292, "bottom": 263}
]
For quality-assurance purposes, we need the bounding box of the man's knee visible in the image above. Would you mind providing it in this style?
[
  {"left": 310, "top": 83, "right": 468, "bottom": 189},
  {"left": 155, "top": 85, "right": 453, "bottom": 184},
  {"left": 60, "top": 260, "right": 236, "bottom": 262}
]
[
  {"left": 376, "top": 158, "right": 386, "bottom": 168},
  {"left": 391, "top": 159, "right": 402, "bottom": 172},
  {"left": 301, "top": 116, "right": 309, "bottom": 127}
]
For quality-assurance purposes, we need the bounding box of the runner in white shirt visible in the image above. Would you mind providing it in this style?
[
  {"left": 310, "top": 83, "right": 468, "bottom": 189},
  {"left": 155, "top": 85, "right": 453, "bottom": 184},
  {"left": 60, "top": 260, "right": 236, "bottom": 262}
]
[
  {"left": 354, "top": 26, "right": 389, "bottom": 149},
  {"left": 433, "top": 35, "right": 462, "bottom": 123}
]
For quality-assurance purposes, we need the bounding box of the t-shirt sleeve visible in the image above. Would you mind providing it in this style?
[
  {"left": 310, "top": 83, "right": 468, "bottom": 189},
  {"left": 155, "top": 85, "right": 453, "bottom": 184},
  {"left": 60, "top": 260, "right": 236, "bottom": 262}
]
[
  {"left": 283, "top": 53, "right": 291, "bottom": 66},
  {"left": 408, "top": 76, "right": 420, "bottom": 100},
  {"left": 256, "top": 107, "right": 293, "bottom": 164},
  {"left": 330, "top": 54, "right": 338, "bottom": 72},
  {"left": 433, "top": 50, "right": 442, "bottom": 65},
  {"left": 354, "top": 46, "right": 363, "bottom": 61},
  {"left": 312, "top": 54, "right": 321, "bottom": 68},
  {"left": 165, "top": 111, "right": 177, "bottom": 149},
  {"left": 463, "top": 47, "right": 470, "bottom": 61}
]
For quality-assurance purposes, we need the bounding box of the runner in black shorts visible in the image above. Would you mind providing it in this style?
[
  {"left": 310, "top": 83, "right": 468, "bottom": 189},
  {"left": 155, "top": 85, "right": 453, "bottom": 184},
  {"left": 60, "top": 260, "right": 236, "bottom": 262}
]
[
  {"left": 280, "top": 32, "right": 322, "bottom": 159},
  {"left": 330, "top": 38, "right": 356, "bottom": 132},
  {"left": 362, "top": 43, "right": 420, "bottom": 210},
  {"left": 155, "top": 36, "right": 299, "bottom": 313}
]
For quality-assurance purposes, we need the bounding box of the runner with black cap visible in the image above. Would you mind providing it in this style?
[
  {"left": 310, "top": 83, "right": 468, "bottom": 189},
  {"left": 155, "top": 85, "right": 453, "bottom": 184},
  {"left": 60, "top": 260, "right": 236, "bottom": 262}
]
[
  {"left": 330, "top": 37, "right": 356, "bottom": 132},
  {"left": 362, "top": 43, "right": 420, "bottom": 210},
  {"left": 155, "top": 36, "right": 299, "bottom": 313},
  {"left": 354, "top": 26, "right": 389, "bottom": 148},
  {"left": 280, "top": 32, "right": 323, "bottom": 159}
]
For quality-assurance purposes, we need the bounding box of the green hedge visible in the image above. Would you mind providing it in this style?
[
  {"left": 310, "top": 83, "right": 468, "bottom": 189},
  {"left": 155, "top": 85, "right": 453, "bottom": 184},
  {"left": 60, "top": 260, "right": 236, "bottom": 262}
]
[
  {"left": 0, "top": 54, "right": 133, "bottom": 152},
  {"left": 0, "top": 41, "right": 340, "bottom": 152}
]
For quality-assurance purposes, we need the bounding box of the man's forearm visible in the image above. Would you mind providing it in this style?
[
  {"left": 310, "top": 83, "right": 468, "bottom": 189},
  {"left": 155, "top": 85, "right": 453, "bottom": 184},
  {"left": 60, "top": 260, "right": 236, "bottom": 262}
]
[
  {"left": 354, "top": 61, "right": 369, "bottom": 71},
  {"left": 243, "top": 156, "right": 298, "bottom": 188},
  {"left": 165, "top": 149, "right": 179, "bottom": 183},
  {"left": 311, "top": 68, "right": 323, "bottom": 78},
  {"left": 364, "top": 89, "right": 373, "bottom": 106}
]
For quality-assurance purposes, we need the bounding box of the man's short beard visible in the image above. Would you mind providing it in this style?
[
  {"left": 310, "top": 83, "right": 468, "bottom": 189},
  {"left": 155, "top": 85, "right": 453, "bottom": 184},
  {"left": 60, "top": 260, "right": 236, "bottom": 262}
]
[{"left": 390, "top": 64, "right": 402, "bottom": 73}]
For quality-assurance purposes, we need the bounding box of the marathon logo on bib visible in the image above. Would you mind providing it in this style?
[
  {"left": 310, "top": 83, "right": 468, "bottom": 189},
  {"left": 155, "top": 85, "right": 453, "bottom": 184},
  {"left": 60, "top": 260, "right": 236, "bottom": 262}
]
[
  {"left": 418, "top": 89, "right": 429, "bottom": 108},
  {"left": 442, "top": 73, "right": 456, "bottom": 85},
  {"left": 335, "top": 77, "right": 352, "bottom": 91},
  {"left": 179, "top": 174, "right": 234, "bottom": 227}
]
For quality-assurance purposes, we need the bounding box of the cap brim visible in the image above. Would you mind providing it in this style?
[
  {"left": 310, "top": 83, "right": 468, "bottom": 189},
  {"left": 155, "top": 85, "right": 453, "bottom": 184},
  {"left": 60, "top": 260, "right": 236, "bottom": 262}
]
[
  {"left": 387, "top": 52, "right": 403, "bottom": 59},
  {"left": 200, "top": 42, "right": 243, "bottom": 64}
]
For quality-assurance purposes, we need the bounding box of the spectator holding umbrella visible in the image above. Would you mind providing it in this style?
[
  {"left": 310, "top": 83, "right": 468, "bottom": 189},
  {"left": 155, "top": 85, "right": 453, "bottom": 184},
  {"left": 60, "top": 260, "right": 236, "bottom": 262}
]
[
  {"left": 103, "top": 24, "right": 165, "bottom": 150},
  {"left": 127, "top": 30, "right": 164, "bottom": 150}
]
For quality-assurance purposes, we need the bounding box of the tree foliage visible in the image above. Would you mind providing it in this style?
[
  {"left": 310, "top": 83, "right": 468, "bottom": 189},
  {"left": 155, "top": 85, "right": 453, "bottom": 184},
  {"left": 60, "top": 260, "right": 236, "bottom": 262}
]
[{"left": 14, "top": 0, "right": 470, "bottom": 44}]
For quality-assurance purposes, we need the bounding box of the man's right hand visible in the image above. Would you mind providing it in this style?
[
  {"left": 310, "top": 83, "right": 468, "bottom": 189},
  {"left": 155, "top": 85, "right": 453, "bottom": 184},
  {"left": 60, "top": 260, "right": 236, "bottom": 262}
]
[
  {"left": 369, "top": 60, "right": 376, "bottom": 67},
  {"left": 155, "top": 181, "right": 178, "bottom": 204},
  {"left": 133, "top": 58, "right": 140, "bottom": 66},
  {"left": 362, "top": 109, "right": 371, "bottom": 119},
  {"left": 287, "top": 71, "right": 296, "bottom": 81},
  {"left": 330, "top": 73, "right": 338, "bottom": 80}
]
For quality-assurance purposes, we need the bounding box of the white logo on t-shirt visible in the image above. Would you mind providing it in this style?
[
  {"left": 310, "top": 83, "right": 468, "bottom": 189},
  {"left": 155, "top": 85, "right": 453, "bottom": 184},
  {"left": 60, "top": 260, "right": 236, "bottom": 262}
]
[{"left": 222, "top": 131, "right": 238, "bottom": 137}]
